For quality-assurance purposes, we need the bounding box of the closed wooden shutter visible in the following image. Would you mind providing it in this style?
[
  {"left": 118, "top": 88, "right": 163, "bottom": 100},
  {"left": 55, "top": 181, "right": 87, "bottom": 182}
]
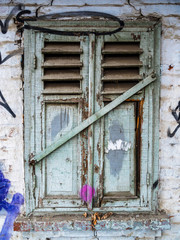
[{"left": 24, "top": 21, "right": 160, "bottom": 214}]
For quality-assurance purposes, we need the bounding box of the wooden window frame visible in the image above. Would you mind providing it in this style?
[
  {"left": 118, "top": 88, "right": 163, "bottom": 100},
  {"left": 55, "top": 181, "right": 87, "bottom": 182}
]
[{"left": 24, "top": 20, "right": 161, "bottom": 215}]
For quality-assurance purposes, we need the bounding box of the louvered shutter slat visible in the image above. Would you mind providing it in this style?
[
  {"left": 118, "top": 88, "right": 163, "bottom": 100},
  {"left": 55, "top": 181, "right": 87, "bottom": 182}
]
[
  {"left": 42, "top": 42, "right": 82, "bottom": 94},
  {"left": 101, "top": 42, "right": 142, "bottom": 94},
  {"left": 102, "top": 42, "right": 143, "bottom": 54},
  {"left": 102, "top": 69, "right": 142, "bottom": 81},
  {"left": 102, "top": 56, "right": 142, "bottom": 68},
  {"left": 42, "top": 42, "right": 82, "bottom": 54}
]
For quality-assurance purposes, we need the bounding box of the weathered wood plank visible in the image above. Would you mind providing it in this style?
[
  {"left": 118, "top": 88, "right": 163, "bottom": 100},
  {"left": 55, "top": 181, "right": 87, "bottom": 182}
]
[
  {"left": 102, "top": 56, "right": 143, "bottom": 68},
  {"left": 34, "top": 73, "right": 156, "bottom": 163},
  {"left": 102, "top": 42, "right": 143, "bottom": 54},
  {"left": 87, "top": 34, "right": 95, "bottom": 210}
]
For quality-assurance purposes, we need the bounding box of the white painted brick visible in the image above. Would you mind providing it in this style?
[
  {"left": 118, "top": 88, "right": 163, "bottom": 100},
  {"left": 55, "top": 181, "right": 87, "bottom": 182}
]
[
  {"left": 0, "top": 5, "right": 13, "bottom": 17},
  {"left": 161, "top": 86, "right": 180, "bottom": 99},
  {"left": 13, "top": 0, "right": 50, "bottom": 4},
  {"left": 0, "top": 30, "right": 17, "bottom": 42},
  {"left": 161, "top": 39, "right": 180, "bottom": 65},
  {"left": 134, "top": 0, "right": 180, "bottom": 3},
  {"left": 139, "top": 5, "right": 180, "bottom": 17},
  {"left": 0, "top": 65, "right": 22, "bottom": 79},
  {"left": 162, "top": 17, "right": 180, "bottom": 28},
  {"left": 0, "top": 0, "right": 11, "bottom": 3},
  {"left": 159, "top": 179, "right": 180, "bottom": 189},
  {"left": 38, "top": 5, "right": 139, "bottom": 18},
  {"left": 11, "top": 232, "right": 23, "bottom": 240},
  {"left": 160, "top": 74, "right": 180, "bottom": 87},
  {"left": 162, "top": 27, "right": 180, "bottom": 39},
  {"left": 160, "top": 168, "right": 180, "bottom": 179},
  {"left": 170, "top": 215, "right": 180, "bottom": 224},
  {"left": 52, "top": 0, "right": 127, "bottom": 5},
  {"left": 129, "top": 3, "right": 180, "bottom": 16},
  {"left": 0, "top": 5, "right": 37, "bottom": 18}
]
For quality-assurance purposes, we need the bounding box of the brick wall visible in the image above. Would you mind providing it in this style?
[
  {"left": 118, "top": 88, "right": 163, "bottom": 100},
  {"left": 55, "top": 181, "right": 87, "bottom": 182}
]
[{"left": 0, "top": 0, "right": 179, "bottom": 239}]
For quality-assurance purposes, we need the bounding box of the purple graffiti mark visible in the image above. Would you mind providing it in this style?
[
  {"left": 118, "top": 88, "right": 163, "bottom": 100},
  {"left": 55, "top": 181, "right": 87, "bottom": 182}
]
[
  {"left": 80, "top": 185, "right": 95, "bottom": 203},
  {"left": 167, "top": 101, "right": 180, "bottom": 137},
  {"left": 0, "top": 91, "right": 16, "bottom": 118},
  {"left": 0, "top": 170, "right": 24, "bottom": 240}
]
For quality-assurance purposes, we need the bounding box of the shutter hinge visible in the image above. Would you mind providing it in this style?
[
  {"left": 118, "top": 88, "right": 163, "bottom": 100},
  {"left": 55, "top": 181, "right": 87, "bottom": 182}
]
[
  {"left": 147, "top": 55, "right": 152, "bottom": 69},
  {"left": 33, "top": 54, "right": 37, "bottom": 69},
  {"left": 146, "top": 173, "right": 150, "bottom": 186}
]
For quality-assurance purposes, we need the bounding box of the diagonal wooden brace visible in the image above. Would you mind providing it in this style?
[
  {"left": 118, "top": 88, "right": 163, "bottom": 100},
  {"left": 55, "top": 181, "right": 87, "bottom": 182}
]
[{"left": 33, "top": 73, "right": 156, "bottom": 164}]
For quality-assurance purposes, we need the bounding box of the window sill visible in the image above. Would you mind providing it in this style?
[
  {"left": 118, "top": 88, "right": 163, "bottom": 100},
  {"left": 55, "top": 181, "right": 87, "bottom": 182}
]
[{"left": 14, "top": 212, "right": 170, "bottom": 232}]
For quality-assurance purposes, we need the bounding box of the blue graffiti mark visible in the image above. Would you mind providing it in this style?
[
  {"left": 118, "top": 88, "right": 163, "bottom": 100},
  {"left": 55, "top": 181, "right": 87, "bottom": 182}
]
[{"left": 0, "top": 170, "right": 24, "bottom": 240}]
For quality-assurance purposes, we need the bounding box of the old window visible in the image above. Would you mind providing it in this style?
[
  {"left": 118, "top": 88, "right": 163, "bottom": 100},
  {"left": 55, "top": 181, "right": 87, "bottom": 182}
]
[{"left": 24, "top": 20, "right": 161, "bottom": 215}]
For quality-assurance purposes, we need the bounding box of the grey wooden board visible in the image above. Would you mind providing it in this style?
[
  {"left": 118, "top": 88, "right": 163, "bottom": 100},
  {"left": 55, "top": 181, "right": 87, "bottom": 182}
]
[{"left": 104, "top": 102, "right": 136, "bottom": 196}]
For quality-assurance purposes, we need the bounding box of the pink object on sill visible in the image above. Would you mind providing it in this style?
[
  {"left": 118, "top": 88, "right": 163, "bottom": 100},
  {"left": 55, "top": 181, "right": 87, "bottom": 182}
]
[{"left": 80, "top": 185, "right": 95, "bottom": 203}]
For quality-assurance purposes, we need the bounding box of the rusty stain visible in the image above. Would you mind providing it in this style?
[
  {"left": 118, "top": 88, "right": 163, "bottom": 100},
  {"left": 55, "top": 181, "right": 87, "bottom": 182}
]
[
  {"left": 168, "top": 64, "right": 174, "bottom": 71},
  {"left": 0, "top": 146, "right": 7, "bottom": 152},
  {"left": 8, "top": 127, "right": 16, "bottom": 137},
  {"left": 131, "top": 33, "right": 141, "bottom": 41},
  {"left": 126, "top": 99, "right": 140, "bottom": 102},
  {"left": 91, "top": 212, "right": 101, "bottom": 229},
  {"left": 9, "top": 165, "right": 12, "bottom": 172},
  {"left": 103, "top": 96, "right": 111, "bottom": 102},
  {"left": 91, "top": 41, "right": 95, "bottom": 59},
  {"left": 126, "top": 227, "right": 132, "bottom": 230},
  {"left": 80, "top": 98, "right": 88, "bottom": 120},
  {"left": 99, "top": 159, "right": 104, "bottom": 207},
  {"left": 0, "top": 138, "right": 8, "bottom": 141},
  {"left": 96, "top": 92, "right": 102, "bottom": 107},
  {"left": 88, "top": 145, "right": 93, "bottom": 165},
  {"left": 81, "top": 133, "right": 88, "bottom": 186},
  {"left": 136, "top": 99, "right": 144, "bottom": 195},
  {"left": 91, "top": 212, "right": 113, "bottom": 229},
  {"left": 80, "top": 93, "right": 89, "bottom": 187},
  {"left": 94, "top": 164, "right": 99, "bottom": 173},
  {"left": 29, "top": 153, "right": 35, "bottom": 165},
  {"left": 97, "top": 140, "right": 101, "bottom": 159},
  {"left": 13, "top": 213, "right": 170, "bottom": 232},
  {"left": 39, "top": 197, "right": 43, "bottom": 207},
  {"left": 29, "top": 159, "right": 36, "bottom": 166},
  {"left": 88, "top": 129, "right": 93, "bottom": 137},
  {"left": 13, "top": 222, "right": 21, "bottom": 231},
  {"left": 101, "top": 212, "right": 113, "bottom": 220}
]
